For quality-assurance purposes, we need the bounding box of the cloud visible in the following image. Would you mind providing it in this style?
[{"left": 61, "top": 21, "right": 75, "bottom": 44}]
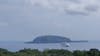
[{"left": 29, "top": 0, "right": 100, "bottom": 15}]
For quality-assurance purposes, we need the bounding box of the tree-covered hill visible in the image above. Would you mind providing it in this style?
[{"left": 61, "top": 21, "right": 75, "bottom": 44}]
[{"left": 0, "top": 48, "right": 100, "bottom": 56}]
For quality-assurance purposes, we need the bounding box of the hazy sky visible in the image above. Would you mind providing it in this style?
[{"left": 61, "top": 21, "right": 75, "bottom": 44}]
[{"left": 0, "top": 0, "right": 100, "bottom": 41}]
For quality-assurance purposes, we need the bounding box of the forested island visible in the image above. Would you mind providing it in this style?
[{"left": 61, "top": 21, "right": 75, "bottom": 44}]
[
  {"left": 0, "top": 48, "right": 100, "bottom": 56},
  {"left": 26, "top": 35, "right": 88, "bottom": 43}
]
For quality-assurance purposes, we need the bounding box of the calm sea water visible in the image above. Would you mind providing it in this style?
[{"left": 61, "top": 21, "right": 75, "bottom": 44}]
[{"left": 0, "top": 41, "right": 100, "bottom": 51}]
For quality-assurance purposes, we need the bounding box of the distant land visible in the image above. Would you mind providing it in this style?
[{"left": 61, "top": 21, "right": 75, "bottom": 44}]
[{"left": 26, "top": 35, "right": 88, "bottom": 43}]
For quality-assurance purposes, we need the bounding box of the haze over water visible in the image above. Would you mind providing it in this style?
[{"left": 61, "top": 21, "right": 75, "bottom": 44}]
[{"left": 0, "top": 41, "right": 100, "bottom": 51}]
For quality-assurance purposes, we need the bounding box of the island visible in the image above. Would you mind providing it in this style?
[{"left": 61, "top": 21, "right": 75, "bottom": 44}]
[{"left": 25, "top": 35, "right": 88, "bottom": 43}]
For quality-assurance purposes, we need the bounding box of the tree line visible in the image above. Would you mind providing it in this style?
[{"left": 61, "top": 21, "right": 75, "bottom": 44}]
[{"left": 0, "top": 48, "right": 100, "bottom": 56}]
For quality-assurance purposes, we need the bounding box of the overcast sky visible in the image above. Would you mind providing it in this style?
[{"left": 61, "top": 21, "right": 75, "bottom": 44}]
[{"left": 0, "top": 0, "right": 100, "bottom": 41}]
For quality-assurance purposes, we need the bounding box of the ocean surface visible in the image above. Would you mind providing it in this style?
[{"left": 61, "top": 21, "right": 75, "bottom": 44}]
[{"left": 0, "top": 41, "right": 100, "bottom": 51}]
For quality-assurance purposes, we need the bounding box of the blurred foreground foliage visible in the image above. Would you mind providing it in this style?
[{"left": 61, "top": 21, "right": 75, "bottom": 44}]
[{"left": 0, "top": 48, "right": 100, "bottom": 56}]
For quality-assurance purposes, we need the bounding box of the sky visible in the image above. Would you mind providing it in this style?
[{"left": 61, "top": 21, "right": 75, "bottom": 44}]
[{"left": 0, "top": 0, "right": 100, "bottom": 41}]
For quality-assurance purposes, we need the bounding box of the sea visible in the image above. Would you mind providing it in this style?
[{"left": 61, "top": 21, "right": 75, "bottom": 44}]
[{"left": 0, "top": 41, "right": 100, "bottom": 52}]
